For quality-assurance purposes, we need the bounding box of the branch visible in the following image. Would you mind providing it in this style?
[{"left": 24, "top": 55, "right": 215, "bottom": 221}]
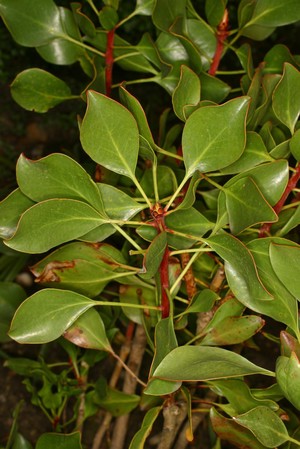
[{"left": 208, "top": 9, "right": 229, "bottom": 76}]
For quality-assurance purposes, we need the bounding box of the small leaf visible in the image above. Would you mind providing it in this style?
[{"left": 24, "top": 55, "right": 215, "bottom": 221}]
[
  {"left": 272, "top": 63, "right": 300, "bottom": 133},
  {"left": 9, "top": 289, "right": 95, "bottom": 344},
  {"left": 270, "top": 242, "right": 300, "bottom": 299},
  {"left": 142, "top": 232, "right": 167, "bottom": 279},
  {"left": 5, "top": 199, "right": 105, "bottom": 254},
  {"left": 152, "top": 346, "right": 274, "bottom": 381},
  {"left": 276, "top": 353, "right": 300, "bottom": 410},
  {"left": 11, "top": 69, "right": 74, "bottom": 113},
  {"left": 152, "top": 0, "right": 186, "bottom": 31},
  {"left": 290, "top": 129, "right": 300, "bottom": 161},
  {"left": 144, "top": 378, "right": 181, "bottom": 396},
  {"left": 182, "top": 289, "right": 218, "bottom": 315},
  {"left": 98, "top": 183, "right": 144, "bottom": 220},
  {"left": 93, "top": 386, "right": 140, "bottom": 416},
  {"left": 129, "top": 406, "right": 162, "bottom": 449},
  {"left": 172, "top": 65, "right": 200, "bottom": 121},
  {"left": 135, "top": 0, "right": 155, "bottom": 16},
  {"left": 234, "top": 406, "right": 289, "bottom": 448},
  {"left": 0, "top": 282, "right": 27, "bottom": 342},
  {"left": 182, "top": 97, "right": 249, "bottom": 177},
  {"left": 0, "top": 189, "right": 34, "bottom": 239},
  {"left": 80, "top": 91, "right": 139, "bottom": 180},
  {"left": 205, "top": 0, "right": 227, "bottom": 27},
  {"left": 17, "top": 153, "right": 104, "bottom": 212},
  {"left": 63, "top": 308, "right": 111, "bottom": 351},
  {"left": 35, "top": 432, "right": 82, "bottom": 449},
  {"left": 99, "top": 6, "right": 119, "bottom": 30}
]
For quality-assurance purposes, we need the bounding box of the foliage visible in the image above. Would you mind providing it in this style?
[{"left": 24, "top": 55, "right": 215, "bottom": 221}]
[{"left": 1, "top": 0, "right": 300, "bottom": 448}]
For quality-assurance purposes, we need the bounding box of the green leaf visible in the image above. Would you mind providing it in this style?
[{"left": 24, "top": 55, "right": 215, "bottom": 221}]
[
  {"left": 210, "top": 407, "right": 268, "bottom": 449},
  {"left": 129, "top": 406, "right": 162, "bottom": 449},
  {"left": 99, "top": 6, "right": 119, "bottom": 30},
  {"left": 152, "top": 0, "right": 186, "bottom": 31},
  {"left": 30, "top": 242, "right": 127, "bottom": 297},
  {"left": 205, "top": 0, "right": 227, "bottom": 27},
  {"left": 140, "top": 166, "right": 177, "bottom": 199},
  {"left": 0, "top": 189, "right": 34, "bottom": 239},
  {"left": 0, "top": 282, "right": 27, "bottom": 342},
  {"left": 35, "top": 432, "right": 82, "bottom": 449},
  {"left": 185, "top": 19, "right": 217, "bottom": 71},
  {"left": 152, "top": 346, "right": 274, "bottom": 381},
  {"left": 80, "top": 91, "right": 139, "bottom": 180},
  {"left": 270, "top": 242, "right": 300, "bottom": 299},
  {"left": 172, "top": 65, "right": 200, "bottom": 121},
  {"left": 36, "top": 7, "right": 84, "bottom": 65},
  {"left": 119, "top": 85, "right": 155, "bottom": 146},
  {"left": 276, "top": 353, "right": 300, "bottom": 410},
  {"left": 182, "top": 97, "right": 249, "bottom": 177},
  {"left": 119, "top": 284, "right": 157, "bottom": 326},
  {"left": 264, "top": 44, "right": 297, "bottom": 74},
  {"left": 98, "top": 184, "right": 144, "bottom": 220},
  {"left": 272, "top": 63, "right": 300, "bottom": 133},
  {"left": 11, "top": 433, "right": 33, "bottom": 449},
  {"left": 220, "top": 132, "right": 272, "bottom": 175},
  {"left": 225, "top": 177, "right": 277, "bottom": 234},
  {"left": 290, "top": 129, "right": 300, "bottom": 161},
  {"left": 199, "top": 72, "right": 230, "bottom": 102},
  {"left": 234, "top": 406, "right": 289, "bottom": 448},
  {"left": 144, "top": 378, "right": 181, "bottom": 396},
  {"left": 0, "top": 0, "right": 63, "bottom": 46},
  {"left": 9, "top": 289, "right": 95, "bottom": 344},
  {"left": 246, "top": 0, "right": 300, "bottom": 27},
  {"left": 10, "top": 69, "right": 74, "bottom": 113},
  {"left": 277, "top": 204, "right": 300, "bottom": 236},
  {"left": 142, "top": 232, "right": 167, "bottom": 279},
  {"left": 200, "top": 315, "right": 265, "bottom": 346},
  {"left": 205, "top": 234, "right": 273, "bottom": 310},
  {"left": 63, "top": 307, "right": 111, "bottom": 351},
  {"left": 135, "top": 0, "right": 155, "bottom": 15},
  {"left": 17, "top": 153, "right": 104, "bottom": 212},
  {"left": 93, "top": 386, "right": 140, "bottom": 416},
  {"left": 5, "top": 199, "right": 105, "bottom": 254},
  {"left": 248, "top": 238, "right": 299, "bottom": 334},
  {"left": 182, "top": 289, "right": 218, "bottom": 315}
]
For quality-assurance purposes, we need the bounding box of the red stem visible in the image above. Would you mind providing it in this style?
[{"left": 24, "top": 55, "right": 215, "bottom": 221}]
[
  {"left": 259, "top": 163, "right": 300, "bottom": 237},
  {"left": 208, "top": 9, "right": 229, "bottom": 76},
  {"left": 105, "top": 28, "right": 115, "bottom": 97}
]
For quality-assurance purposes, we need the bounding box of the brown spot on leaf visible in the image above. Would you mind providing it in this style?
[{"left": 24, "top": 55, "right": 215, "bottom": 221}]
[
  {"left": 63, "top": 328, "right": 90, "bottom": 348},
  {"left": 31, "top": 260, "right": 75, "bottom": 283}
]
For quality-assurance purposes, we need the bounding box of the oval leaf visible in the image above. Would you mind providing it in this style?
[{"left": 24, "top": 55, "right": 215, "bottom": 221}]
[
  {"left": 11, "top": 69, "right": 73, "bottom": 113},
  {"left": 152, "top": 346, "right": 274, "bottom": 381},
  {"left": 5, "top": 199, "right": 105, "bottom": 253},
  {"left": 80, "top": 91, "right": 139, "bottom": 180},
  {"left": 0, "top": 188, "right": 34, "bottom": 239},
  {"left": 270, "top": 242, "right": 300, "bottom": 299},
  {"left": 9, "top": 289, "right": 95, "bottom": 344},
  {"left": 182, "top": 97, "right": 249, "bottom": 176}
]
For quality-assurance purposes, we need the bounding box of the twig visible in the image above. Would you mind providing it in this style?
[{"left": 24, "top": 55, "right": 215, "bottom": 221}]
[
  {"left": 208, "top": 9, "right": 229, "bottom": 76},
  {"left": 157, "top": 400, "right": 188, "bottom": 449},
  {"left": 180, "top": 253, "right": 197, "bottom": 301},
  {"left": 110, "top": 325, "right": 147, "bottom": 449}
]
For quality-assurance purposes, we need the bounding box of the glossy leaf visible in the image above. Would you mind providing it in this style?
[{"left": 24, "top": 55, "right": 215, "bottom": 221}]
[
  {"left": 225, "top": 177, "right": 277, "bottom": 234},
  {"left": 199, "top": 72, "right": 230, "bottom": 102},
  {"left": 142, "top": 232, "right": 167, "bottom": 279},
  {"left": 290, "top": 129, "right": 300, "bottom": 161},
  {"left": 221, "top": 132, "right": 272, "bottom": 175},
  {"left": 140, "top": 166, "right": 177, "bottom": 199},
  {"left": 211, "top": 407, "right": 267, "bottom": 449},
  {"left": 276, "top": 353, "right": 300, "bottom": 411},
  {"left": 205, "top": 0, "right": 227, "bottom": 27},
  {"left": 135, "top": 0, "right": 155, "bottom": 16},
  {"left": 277, "top": 204, "right": 300, "bottom": 236},
  {"left": 9, "top": 289, "right": 95, "bottom": 344},
  {"left": 119, "top": 85, "right": 155, "bottom": 146},
  {"left": 0, "top": 282, "right": 27, "bottom": 342},
  {"left": 234, "top": 406, "right": 289, "bottom": 448},
  {"left": 16, "top": 153, "right": 104, "bottom": 212},
  {"left": 152, "top": 346, "right": 274, "bottom": 382},
  {"left": 5, "top": 199, "right": 105, "bottom": 254},
  {"left": 182, "top": 97, "right": 249, "bottom": 177},
  {"left": 80, "top": 91, "right": 139, "bottom": 180},
  {"left": 270, "top": 242, "right": 300, "bottom": 299},
  {"left": 248, "top": 238, "right": 299, "bottom": 333},
  {"left": 35, "top": 432, "right": 82, "bottom": 449},
  {"left": 10, "top": 69, "right": 74, "bottom": 113},
  {"left": 200, "top": 315, "right": 265, "bottom": 346},
  {"left": 36, "top": 7, "right": 84, "bottom": 65},
  {"left": 273, "top": 63, "right": 300, "bottom": 133},
  {"left": 0, "top": 0, "right": 63, "bottom": 46},
  {"left": 172, "top": 65, "right": 200, "bottom": 121},
  {"left": 185, "top": 19, "right": 217, "bottom": 71},
  {"left": 205, "top": 234, "right": 273, "bottom": 309},
  {"left": 0, "top": 189, "right": 34, "bottom": 239},
  {"left": 152, "top": 0, "right": 186, "bottom": 31},
  {"left": 30, "top": 242, "right": 127, "bottom": 297},
  {"left": 98, "top": 183, "right": 144, "bottom": 220},
  {"left": 129, "top": 406, "right": 162, "bottom": 449},
  {"left": 63, "top": 307, "right": 111, "bottom": 351},
  {"left": 264, "top": 44, "right": 297, "bottom": 74},
  {"left": 119, "top": 284, "right": 157, "bottom": 326},
  {"left": 246, "top": 0, "right": 300, "bottom": 27}
]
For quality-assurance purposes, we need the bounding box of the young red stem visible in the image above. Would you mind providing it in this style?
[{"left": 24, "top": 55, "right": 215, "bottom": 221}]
[
  {"left": 105, "top": 28, "right": 115, "bottom": 97},
  {"left": 259, "top": 163, "right": 300, "bottom": 237},
  {"left": 208, "top": 9, "right": 229, "bottom": 76},
  {"left": 160, "top": 247, "right": 170, "bottom": 318}
]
